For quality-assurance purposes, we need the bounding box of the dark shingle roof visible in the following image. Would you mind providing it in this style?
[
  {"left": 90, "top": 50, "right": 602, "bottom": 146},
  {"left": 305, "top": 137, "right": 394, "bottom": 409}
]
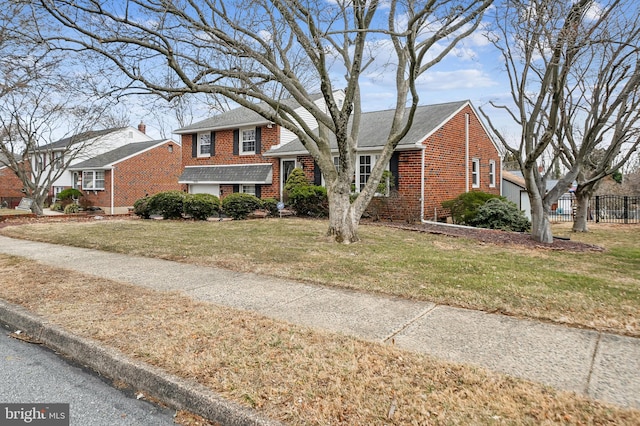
[
  {"left": 179, "top": 164, "right": 273, "bottom": 184},
  {"left": 265, "top": 100, "right": 469, "bottom": 155},
  {"left": 69, "top": 140, "right": 167, "bottom": 169},
  {"left": 174, "top": 93, "right": 326, "bottom": 134},
  {"left": 37, "top": 127, "right": 128, "bottom": 151}
]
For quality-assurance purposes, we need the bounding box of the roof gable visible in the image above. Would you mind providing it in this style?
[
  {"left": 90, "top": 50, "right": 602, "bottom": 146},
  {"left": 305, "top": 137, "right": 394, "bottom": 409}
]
[
  {"left": 265, "top": 100, "right": 470, "bottom": 156},
  {"left": 69, "top": 140, "right": 173, "bottom": 170}
]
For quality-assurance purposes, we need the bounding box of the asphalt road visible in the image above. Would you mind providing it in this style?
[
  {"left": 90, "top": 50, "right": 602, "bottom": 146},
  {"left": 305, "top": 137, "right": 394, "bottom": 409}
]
[{"left": 0, "top": 324, "right": 176, "bottom": 426}]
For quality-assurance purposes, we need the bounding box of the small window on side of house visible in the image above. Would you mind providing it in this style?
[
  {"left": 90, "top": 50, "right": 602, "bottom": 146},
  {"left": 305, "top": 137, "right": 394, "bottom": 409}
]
[
  {"left": 489, "top": 160, "right": 496, "bottom": 188},
  {"left": 472, "top": 158, "right": 480, "bottom": 188}
]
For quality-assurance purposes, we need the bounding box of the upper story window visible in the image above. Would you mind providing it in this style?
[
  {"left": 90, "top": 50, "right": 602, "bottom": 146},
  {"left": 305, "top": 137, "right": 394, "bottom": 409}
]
[
  {"left": 197, "top": 132, "right": 211, "bottom": 157},
  {"left": 472, "top": 158, "right": 480, "bottom": 188},
  {"left": 82, "top": 170, "right": 105, "bottom": 190},
  {"left": 53, "top": 151, "right": 64, "bottom": 169},
  {"left": 489, "top": 160, "right": 496, "bottom": 188},
  {"left": 241, "top": 128, "right": 256, "bottom": 154}
]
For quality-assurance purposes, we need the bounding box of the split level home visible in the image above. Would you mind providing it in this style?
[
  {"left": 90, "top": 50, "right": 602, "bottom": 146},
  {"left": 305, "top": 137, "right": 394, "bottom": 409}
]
[
  {"left": 175, "top": 93, "right": 501, "bottom": 222},
  {"left": 0, "top": 123, "right": 182, "bottom": 214}
]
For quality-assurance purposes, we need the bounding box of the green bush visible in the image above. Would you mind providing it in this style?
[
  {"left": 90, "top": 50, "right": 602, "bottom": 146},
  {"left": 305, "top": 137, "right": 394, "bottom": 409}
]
[
  {"left": 468, "top": 198, "right": 531, "bottom": 232},
  {"left": 376, "top": 170, "right": 395, "bottom": 195},
  {"left": 222, "top": 193, "right": 263, "bottom": 220},
  {"left": 63, "top": 203, "right": 80, "bottom": 214},
  {"left": 148, "top": 190, "right": 186, "bottom": 220},
  {"left": 50, "top": 202, "right": 64, "bottom": 212},
  {"left": 133, "top": 196, "right": 153, "bottom": 219},
  {"left": 183, "top": 193, "right": 221, "bottom": 220},
  {"left": 288, "top": 185, "right": 329, "bottom": 217},
  {"left": 442, "top": 191, "right": 502, "bottom": 225},
  {"left": 284, "top": 168, "right": 309, "bottom": 194},
  {"left": 261, "top": 197, "right": 279, "bottom": 216},
  {"left": 57, "top": 188, "right": 82, "bottom": 201}
]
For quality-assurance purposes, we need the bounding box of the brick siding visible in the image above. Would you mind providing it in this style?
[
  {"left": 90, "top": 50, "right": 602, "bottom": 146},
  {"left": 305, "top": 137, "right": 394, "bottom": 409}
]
[{"left": 81, "top": 141, "right": 182, "bottom": 213}]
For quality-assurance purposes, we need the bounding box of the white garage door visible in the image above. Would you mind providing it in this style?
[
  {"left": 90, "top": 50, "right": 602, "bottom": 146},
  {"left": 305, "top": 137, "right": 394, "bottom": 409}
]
[{"left": 189, "top": 184, "right": 220, "bottom": 196}]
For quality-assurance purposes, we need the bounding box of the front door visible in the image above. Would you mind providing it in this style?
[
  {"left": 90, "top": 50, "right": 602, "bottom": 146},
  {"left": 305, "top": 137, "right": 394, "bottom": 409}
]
[{"left": 281, "top": 160, "right": 296, "bottom": 198}]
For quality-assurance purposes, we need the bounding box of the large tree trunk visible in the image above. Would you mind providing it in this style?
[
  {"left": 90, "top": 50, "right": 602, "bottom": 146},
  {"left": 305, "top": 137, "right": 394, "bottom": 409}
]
[
  {"left": 528, "top": 188, "right": 554, "bottom": 243},
  {"left": 30, "top": 192, "right": 47, "bottom": 216},
  {"left": 572, "top": 188, "right": 591, "bottom": 232},
  {"left": 326, "top": 184, "right": 360, "bottom": 244}
]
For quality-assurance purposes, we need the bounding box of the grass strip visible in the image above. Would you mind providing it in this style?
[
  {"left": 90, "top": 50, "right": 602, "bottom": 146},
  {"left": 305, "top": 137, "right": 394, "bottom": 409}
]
[{"left": 0, "top": 254, "right": 638, "bottom": 425}]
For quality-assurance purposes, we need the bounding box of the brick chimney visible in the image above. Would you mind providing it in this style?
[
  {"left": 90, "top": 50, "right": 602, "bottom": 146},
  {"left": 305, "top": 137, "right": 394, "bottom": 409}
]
[{"left": 138, "top": 121, "right": 146, "bottom": 134}]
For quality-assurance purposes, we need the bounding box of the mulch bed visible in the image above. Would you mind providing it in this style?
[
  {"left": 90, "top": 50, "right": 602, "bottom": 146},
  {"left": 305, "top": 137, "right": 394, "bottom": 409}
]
[{"left": 375, "top": 221, "right": 604, "bottom": 252}]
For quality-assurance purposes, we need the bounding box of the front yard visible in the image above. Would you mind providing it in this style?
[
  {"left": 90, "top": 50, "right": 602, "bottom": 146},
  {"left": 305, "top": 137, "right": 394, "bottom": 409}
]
[{"left": 1, "top": 218, "right": 638, "bottom": 337}]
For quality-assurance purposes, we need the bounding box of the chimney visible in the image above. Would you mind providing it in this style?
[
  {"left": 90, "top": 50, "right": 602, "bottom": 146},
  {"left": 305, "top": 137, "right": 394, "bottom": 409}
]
[{"left": 138, "top": 121, "right": 146, "bottom": 134}]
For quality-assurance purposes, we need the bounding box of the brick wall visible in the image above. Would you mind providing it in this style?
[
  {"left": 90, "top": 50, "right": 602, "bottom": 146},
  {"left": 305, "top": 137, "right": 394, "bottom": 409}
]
[
  {"left": 81, "top": 141, "right": 182, "bottom": 213},
  {"left": 0, "top": 166, "right": 27, "bottom": 208},
  {"left": 182, "top": 126, "right": 282, "bottom": 199}
]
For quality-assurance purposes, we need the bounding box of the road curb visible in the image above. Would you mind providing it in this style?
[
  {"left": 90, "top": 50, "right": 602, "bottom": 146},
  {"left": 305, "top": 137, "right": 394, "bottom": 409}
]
[{"left": 0, "top": 299, "right": 283, "bottom": 426}]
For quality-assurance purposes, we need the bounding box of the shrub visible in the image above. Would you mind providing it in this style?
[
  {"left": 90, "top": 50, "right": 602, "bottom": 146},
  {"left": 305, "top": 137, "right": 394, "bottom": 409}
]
[
  {"left": 442, "top": 191, "right": 502, "bottom": 225},
  {"left": 284, "top": 167, "right": 309, "bottom": 194},
  {"left": 288, "top": 185, "right": 329, "bottom": 217},
  {"left": 261, "top": 197, "right": 279, "bottom": 216},
  {"left": 133, "top": 196, "right": 153, "bottom": 219},
  {"left": 183, "top": 193, "right": 221, "bottom": 220},
  {"left": 468, "top": 198, "right": 531, "bottom": 232},
  {"left": 222, "top": 193, "right": 263, "bottom": 220},
  {"left": 376, "top": 170, "right": 396, "bottom": 195},
  {"left": 50, "top": 202, "right": 64, "bottom": 212},
  {"left": 63, "top": 203, "right": 80, "bottom": 214},
  {"left": 148, "top": 190, "right": 186, "bottom": 220},
  {"left": 57, "top": 188, "right": 82, "bottom": 201}
]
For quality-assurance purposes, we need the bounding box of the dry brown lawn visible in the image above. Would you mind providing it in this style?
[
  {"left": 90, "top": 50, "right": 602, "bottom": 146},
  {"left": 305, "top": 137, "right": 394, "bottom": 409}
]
[{"left": 1, "top": 254, "right": 638, "bottom": 425}]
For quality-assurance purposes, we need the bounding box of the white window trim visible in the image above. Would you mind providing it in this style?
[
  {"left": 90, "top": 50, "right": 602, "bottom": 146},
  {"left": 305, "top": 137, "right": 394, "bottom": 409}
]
[
  {"left": 489, "top": 160, "right": 496, "bottom": 188},
  {"left": 82, "top": 170, "right": 105, "bottom": 190},
  {"left": 354, "top": 154, "right": 391, "bottom": 196},
  {"left": 240, "top": 184, "right": 256, "bottom": 196},
  {"left": 240, "top": 127, "right": 256, "bottom": 155},
  {"left": 471, "top": 158, "right": 480, "bottom": 189},
  {"left": 197, "top": 132, "right": 211, "bottom": 158}
]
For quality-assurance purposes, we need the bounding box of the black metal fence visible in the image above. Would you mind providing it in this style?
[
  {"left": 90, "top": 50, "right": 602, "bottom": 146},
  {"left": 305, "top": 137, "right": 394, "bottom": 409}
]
[{"left": 549, "top": 194, "right": 640, "bottom": 224}]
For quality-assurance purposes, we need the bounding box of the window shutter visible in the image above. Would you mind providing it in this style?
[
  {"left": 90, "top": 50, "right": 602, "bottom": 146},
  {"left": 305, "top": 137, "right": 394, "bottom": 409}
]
[
  {"left": 233, "top": 184, "right": 239, "bottom": 193},
  {"left": 210, "top": 131, "right": 216, "bottom": 156},
  {"left": 255, "top": 185, "right": 262, "bottom": 198},
  {"left": 390, "top": 152, "right": 400, "bottom": 190},
  {"left": 191, "top": 134, "right": 197, "bottom": 158},
  {"left": 313, "top": 161, "right": 322, "bottom": 186},
  {"left": 255, "top": 127, "right": 262, "bottom": 153},
  {"left": 233, "top": 129, "right": 239, "bottom": 155}
]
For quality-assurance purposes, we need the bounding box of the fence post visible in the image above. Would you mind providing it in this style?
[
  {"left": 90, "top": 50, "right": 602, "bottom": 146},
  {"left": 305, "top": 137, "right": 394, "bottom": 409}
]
[
  {"left": 624, "top": 196, "right": 629, "bottom": 224},
  {"left": 595, "top": 195, "right": 600, "bottom": 223}
]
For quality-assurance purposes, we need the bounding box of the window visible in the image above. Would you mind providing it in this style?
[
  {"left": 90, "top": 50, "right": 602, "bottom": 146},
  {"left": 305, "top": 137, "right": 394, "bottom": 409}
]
[
  {"left": 197, "top": 132, "right": 211, "bottom": 156},
  {"left": 358, "top": 155, "right": 372, "bottom": 191},
  {"left": 53, "top": 151, "right": 64, "bottom": 169},
  {"left": 168, "top": 144, "right": 174, "bottom": 153},
  {"left": 72, "top": 172, "right": 79, "bottom": 189},
  {"left": 241, "top": 128, "right": 256, "bottom": 154},
  {"left": 489, "top": 160, "right": 496, "bottom": 188},
  {"left": 240, "top": 184, "right": 256, "bottom": 196},
  {"left": 472, "top": 159, "right": 480, "bottom": 188},
  {"left": 82, "top": 170, "right": 105, "bottom": 190}
]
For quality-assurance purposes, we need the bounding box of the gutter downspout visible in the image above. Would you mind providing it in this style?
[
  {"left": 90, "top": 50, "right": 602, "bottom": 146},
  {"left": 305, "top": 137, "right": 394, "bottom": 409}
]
[
  {"left": 465, "top": 113, "right": 470, "bottom": 193},
  {"left": 420, "top": 145, "right": 426, "bottom": 222},
  {"left": 110, "top": 167, "right": 115, "bottom": 215}
]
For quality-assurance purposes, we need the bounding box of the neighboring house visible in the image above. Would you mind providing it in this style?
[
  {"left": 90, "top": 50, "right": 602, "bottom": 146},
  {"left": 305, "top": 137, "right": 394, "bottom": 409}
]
[
  {"left": 502, "top": 170, "right": 576, "bottom": 220},
  {"left": 34, "top": 124, "right": 154, "bottom": 201},
  {"left": 175, "top": 97, "right": 501, "bottom": 222},
  {"left": 68, "top": 139, "right": 182, "bottom": 214},
  {"left": 0, "top": 154, "right": 27, "bottom": 209}
]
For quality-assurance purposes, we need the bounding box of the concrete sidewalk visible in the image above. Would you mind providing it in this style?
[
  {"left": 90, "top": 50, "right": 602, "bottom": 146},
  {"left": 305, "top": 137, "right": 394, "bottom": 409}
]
[{"left": 0, "top": 235, "right": 638, "bottom": 412}]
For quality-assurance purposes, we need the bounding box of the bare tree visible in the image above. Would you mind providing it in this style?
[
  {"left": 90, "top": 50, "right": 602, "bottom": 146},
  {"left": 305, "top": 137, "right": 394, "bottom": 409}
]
[
  {"left": 37, "top": 0, "right": 493, "bottom": 243},
  {"left": 479, "top": 0, "right": 638, "bottom": 242},
  {"left": 556, "top": 12, "right": 640, "bottom": 232},
  {"left": 0, "top": 1, "right": 120, "bottom": 215}
]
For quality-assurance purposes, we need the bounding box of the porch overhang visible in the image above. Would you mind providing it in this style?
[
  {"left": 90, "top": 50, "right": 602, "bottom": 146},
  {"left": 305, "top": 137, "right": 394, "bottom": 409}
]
[{"left": 178, "top": 164, "right": 273, "bottom": 184}]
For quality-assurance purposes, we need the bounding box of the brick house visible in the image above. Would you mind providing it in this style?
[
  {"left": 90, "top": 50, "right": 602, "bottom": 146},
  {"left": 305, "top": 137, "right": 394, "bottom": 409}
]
[
  {"left": 68, "top": 139, "right": 182, "bottom": 214},
  {"left": 0, "top": 154, "right": 27, "bottom": 209},
  {"left": 175, "top": 97, "right": 501, "bottom": 222}
]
